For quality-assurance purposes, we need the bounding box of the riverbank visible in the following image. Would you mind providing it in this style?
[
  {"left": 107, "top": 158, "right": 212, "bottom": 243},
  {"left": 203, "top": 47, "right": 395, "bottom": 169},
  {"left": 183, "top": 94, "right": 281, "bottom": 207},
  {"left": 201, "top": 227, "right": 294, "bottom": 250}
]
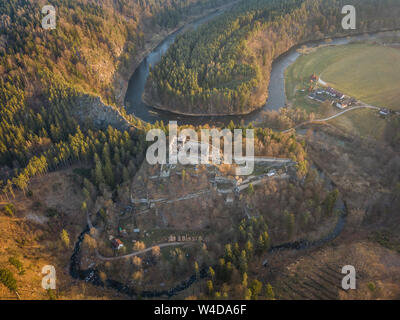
[
  {"left": 113, "top": 2, "right": 238, "bottom": 107},
  {"left": 142, "top": 90, "right": 259, "bottom": 117},
  {"left": 136, "top": 29, "right": 400, "bottom": 122}
]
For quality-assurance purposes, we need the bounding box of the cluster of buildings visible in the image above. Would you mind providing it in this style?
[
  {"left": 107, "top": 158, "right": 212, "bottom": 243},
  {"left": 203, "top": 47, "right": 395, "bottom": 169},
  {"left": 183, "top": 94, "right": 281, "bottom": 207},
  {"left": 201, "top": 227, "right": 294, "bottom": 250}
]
[
  {"left": 335, "top": 97, "right": 357, "bottom": 109},
  {"left": 307, "top": 75, "right": 356, "bottom": 109}
]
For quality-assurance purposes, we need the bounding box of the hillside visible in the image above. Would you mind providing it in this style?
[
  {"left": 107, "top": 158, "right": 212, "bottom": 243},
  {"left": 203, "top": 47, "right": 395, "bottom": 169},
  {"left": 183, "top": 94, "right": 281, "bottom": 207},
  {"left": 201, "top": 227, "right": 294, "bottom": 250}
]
[
  {"left": 0, "top": 0, "right": 236, "bottom": 203},
  {"left": 0, "top": 169, "right": 125, "bottom": 299},
  {"left": 1, "top": 0, "right": 400, "bottom": 302},
  {"left": 0, "top": 0, "right": 234, "bottom": 300},
  {"left": 0, "top": 0, "right": 230, "bottom": 105}
]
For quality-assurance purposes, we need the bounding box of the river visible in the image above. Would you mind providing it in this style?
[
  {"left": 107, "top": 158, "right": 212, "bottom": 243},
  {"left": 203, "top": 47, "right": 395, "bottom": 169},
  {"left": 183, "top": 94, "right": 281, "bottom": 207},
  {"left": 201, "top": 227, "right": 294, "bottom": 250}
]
[
  {"left": 71, "top": 10, "right": 398, "bottom": 297},
  {"left": 69, "top": 160, "right": 347, "bottom": 299},
  {"left": 125, "top": 22, "right": 400, "bottom": 126}
]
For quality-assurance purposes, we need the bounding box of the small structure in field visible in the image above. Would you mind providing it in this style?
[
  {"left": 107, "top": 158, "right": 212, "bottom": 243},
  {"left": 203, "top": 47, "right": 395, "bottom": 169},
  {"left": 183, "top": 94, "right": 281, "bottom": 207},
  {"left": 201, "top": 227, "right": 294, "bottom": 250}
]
[
  {"left": 379, "top": 109, "right": 389, "bottom": 116},
  {"left": 336, "top": 102, "right": 348, "bottom": 109},
  {"left": 308, "top": 93, "right": 327, "bottom": 103}
]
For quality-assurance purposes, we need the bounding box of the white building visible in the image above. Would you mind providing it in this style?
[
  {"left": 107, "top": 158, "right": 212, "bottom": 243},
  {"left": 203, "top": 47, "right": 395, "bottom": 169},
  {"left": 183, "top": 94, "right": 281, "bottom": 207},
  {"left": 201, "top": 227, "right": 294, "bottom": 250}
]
[{"left": 336, "top": 102, "right": 348, "bottom": 109}]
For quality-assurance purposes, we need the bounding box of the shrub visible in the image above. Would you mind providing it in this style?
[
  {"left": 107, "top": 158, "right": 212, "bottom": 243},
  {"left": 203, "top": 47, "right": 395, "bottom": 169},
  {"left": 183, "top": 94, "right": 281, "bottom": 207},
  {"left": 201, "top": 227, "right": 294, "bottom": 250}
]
[
  {"left": 0, "top": 269, "right": 17, "bottom": 292},
  {"left": 247, "top": 184, "right": 254, "bottom": 195},
  {"left": 368, "top": 282, "right": 376, "bottom": 292},
  {"left": 47, "top": 289, "right": 57, "bottom": 300},
  {"left": 61, "top": 229, "right": 70, "bottom": 248},
  {"left": 32, "top": 201, "right": 42, "bottom": 210},
  {"left": 8, "top": 257, "right": 25, "bottom": 275},
  {"left": 2, "top": 203, "right": 15, "bottom": 217}
]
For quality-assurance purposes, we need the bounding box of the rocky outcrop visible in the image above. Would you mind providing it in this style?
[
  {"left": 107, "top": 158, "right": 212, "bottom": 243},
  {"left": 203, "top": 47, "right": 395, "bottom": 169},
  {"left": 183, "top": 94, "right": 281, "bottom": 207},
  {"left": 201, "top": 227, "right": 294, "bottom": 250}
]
[{"left": 72, "top": 94, "right": 132, "bottom": 131}]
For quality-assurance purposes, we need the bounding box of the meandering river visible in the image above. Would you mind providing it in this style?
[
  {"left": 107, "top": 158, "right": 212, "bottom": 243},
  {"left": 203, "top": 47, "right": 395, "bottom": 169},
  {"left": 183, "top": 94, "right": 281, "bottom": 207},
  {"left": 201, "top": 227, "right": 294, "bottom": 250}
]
[
  {"left": 125, "top": 21, "right": 399, "bottom": 127},
  {"left": 70, "top": 9, "right": 399, "bottom": 296}
]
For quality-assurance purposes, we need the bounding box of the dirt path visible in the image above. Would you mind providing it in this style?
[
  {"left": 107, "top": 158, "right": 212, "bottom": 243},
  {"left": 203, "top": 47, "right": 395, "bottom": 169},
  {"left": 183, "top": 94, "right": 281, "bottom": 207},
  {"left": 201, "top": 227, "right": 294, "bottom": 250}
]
[
  {"left": 282, "top": 105, "right": 380, "bottom": 133},
  {"left": 317, "top": 105, "right": 379, "bottom": 121},
  {"left": 96, "top": 242, "right": 192, "bottom": 261}
]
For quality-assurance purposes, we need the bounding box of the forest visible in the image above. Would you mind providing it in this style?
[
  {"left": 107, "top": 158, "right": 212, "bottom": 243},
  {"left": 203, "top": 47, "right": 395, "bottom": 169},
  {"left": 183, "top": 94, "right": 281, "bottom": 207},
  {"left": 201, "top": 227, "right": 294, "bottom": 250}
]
[
  {"left": 146, "top": 0, "right": 400, "bottom": 115},
  {"left": 1, "top": 0, "right": 399, "bottom": 301},
  {"left": 0, "top": 0, "right": 233, "bottom": 201}
]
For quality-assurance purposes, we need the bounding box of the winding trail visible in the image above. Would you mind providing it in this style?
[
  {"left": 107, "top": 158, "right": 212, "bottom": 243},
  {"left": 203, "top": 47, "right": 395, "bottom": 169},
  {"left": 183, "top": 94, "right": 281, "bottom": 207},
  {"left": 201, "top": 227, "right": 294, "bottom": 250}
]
[
  {"left": 96, "top": 242, "right": 193, "bottom": 261},
  {"left": 315, "top": 105, "right": 379, "bottom": 121},
  {"left": 86, "top": 203, "right": 197, "bottom": 261},
  {"left": 281, "top": 105, "right": 380, "bottom": 133}
]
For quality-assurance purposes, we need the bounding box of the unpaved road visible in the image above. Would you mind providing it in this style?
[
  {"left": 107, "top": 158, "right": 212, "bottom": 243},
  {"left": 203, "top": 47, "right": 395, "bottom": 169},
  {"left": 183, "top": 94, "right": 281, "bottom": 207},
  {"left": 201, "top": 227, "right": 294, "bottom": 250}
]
[
  {"left": 96, "top": 242, "right": 192, "bottom": 261},
  {"left": 282, "top": 105, "right": 380, "bottom": 133}
]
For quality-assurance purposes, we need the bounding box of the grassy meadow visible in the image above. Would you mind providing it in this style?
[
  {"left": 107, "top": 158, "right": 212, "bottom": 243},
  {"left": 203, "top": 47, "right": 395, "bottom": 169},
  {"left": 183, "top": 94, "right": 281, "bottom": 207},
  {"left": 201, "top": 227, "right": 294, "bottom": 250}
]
[
  {"left": 286, "top": 42, "right": 400, "bottom": 110},
  {"left": 285, "top": 42, "right": 400, "bottom": 140}
]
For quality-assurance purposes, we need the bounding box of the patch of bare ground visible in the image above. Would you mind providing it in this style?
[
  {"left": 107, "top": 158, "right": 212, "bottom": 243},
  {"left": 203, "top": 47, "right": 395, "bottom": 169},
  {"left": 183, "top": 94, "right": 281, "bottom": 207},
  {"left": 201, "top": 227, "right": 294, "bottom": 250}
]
[{"left": 267, "top": 240, "right": 400, "bottom": 300}]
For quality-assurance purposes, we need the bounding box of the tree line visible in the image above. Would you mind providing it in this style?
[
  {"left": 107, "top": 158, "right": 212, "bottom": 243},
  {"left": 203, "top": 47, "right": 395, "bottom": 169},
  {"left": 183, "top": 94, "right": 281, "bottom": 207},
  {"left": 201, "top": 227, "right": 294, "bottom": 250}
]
[
  {"left": 1, "top": 0, "right": 233, "bottom": 198},
  {"left": 202, "top": 216, "right": 275, "bottom": 300},
  {"left": 146, "top": 0, "right": 400, "bottom": 115}
]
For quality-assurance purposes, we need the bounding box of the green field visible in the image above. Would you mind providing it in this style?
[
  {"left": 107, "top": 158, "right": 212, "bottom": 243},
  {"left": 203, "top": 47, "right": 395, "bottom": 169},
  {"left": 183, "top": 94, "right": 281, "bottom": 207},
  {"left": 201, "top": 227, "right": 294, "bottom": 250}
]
[
  {"left": 329, "top": 108, "right": 387, "bottom": 141},
  {"left": 286, "top": 42, "right": 400, "bottom": 111},
  {"left": 285, "top": 42, "right": 400, "bottom": 140}
]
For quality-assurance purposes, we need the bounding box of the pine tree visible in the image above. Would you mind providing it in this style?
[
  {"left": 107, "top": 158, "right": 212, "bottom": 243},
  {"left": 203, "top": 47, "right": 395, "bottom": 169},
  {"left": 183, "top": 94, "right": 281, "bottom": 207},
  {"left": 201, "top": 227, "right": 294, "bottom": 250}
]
[
  {"left": 207, "top": 280, "right": 213, "bottom": 296},
  {"left": 61, "top": 229, "right": 70, "bottom": 248},
  {"left": 194, "top": 262, "right": 199, "bottom": 278},
  {"left": 103, "top": 158, "right": 114, "bottom": 187},
  {"left": 265, "top": 283, "right": 275, "bottom": 300},
  {"left": 94, "top": 159, "right": 105, "bottom": 186},
  {"left": 208, "top": 266, "right": 215, "bottom": 280},
  {"left": 242, "top": 272, "right": 248, "bottom": 288},
  {"left": 239, "top": 250, "right": 248, "bottom": 274},
  {"left": 250, "top": 279, "right": 262, "bottom": 300},
  {"left": 0, "top": 269, "right": 17, "bottom": 292}
]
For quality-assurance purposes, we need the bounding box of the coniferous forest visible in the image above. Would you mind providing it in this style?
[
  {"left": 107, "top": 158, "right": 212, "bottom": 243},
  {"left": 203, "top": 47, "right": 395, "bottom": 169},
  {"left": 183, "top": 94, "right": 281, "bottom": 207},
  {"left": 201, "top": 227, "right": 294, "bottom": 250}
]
[
  {"left": 1, "top": 0, "right": 400, "bottom": 302},
  {"left": 0, "top": 0, "right": 232, "bottom": 198},
  {"left": 146, "top": 0, "right": 400, "bottom": 115}
]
